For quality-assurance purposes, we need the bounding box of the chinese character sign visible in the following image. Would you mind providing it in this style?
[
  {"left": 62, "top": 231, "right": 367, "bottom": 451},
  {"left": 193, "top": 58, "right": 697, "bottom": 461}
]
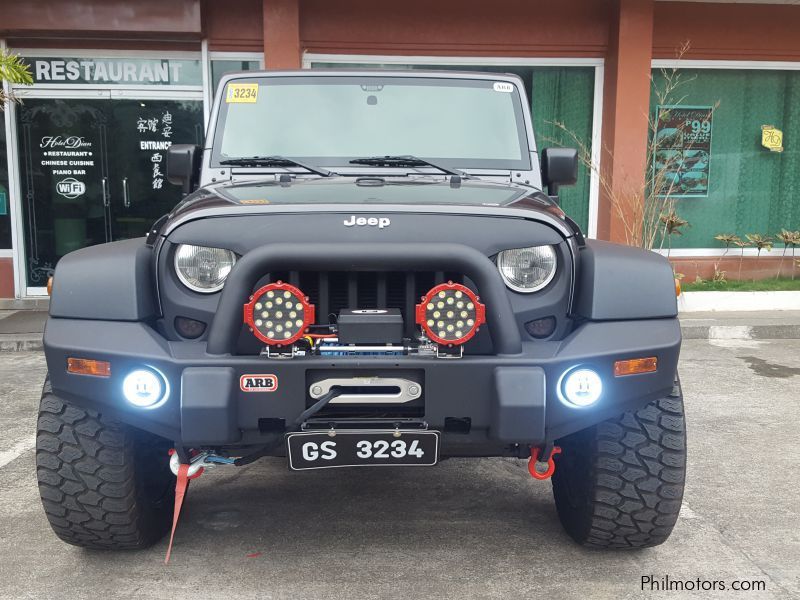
[
  {"left": 135, "top": 110, "right": 174, "bottom": 190},
  {"left": 161, "top": 111, "right": 173, "bottom": 139},
  {"left": 653, "top": 106, "right": 714, "bottom": 198}
]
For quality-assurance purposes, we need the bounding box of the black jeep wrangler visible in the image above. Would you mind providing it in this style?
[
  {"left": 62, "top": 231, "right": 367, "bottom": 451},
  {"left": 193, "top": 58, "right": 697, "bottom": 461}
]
[{"left": 37, "top": 70, "right": 685, "bottom": 553}]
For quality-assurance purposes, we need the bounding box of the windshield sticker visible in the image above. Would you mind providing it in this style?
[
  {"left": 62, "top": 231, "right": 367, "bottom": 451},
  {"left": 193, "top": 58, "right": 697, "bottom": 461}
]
[
  {"left": 226, "top": 83, "right": 259, "bottom": 104},
  {"left": 493, "top": 82, "right": 514, "bottom": 93},
  {"left": 239, "top": 198, "right": 270, "bottom": 205}
]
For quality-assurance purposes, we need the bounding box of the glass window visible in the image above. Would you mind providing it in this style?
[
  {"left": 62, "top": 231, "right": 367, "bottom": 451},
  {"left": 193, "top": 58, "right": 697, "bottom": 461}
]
[
  {"left": 215, "top": 76, "right": 531, "bottom": 170},
  {"left": 1, "top": 111, "right": 11, "bottom": 248},
  {"left": 16, "top": 97, "right": 203, "bottom": 287},
  {"left": 210, "top": 59, "right": 261, "bottom": 97},
  {"left": 310, "top": 62, "right": 595, "bottom": 232},
  {"left": 651, "top": 68, "right": 800, "bottom": 249}
]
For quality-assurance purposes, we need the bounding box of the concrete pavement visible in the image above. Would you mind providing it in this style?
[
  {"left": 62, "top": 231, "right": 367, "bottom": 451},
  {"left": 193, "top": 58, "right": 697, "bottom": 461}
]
[{"left": 0, "top": 339, "right": 799, "bottom": 599}]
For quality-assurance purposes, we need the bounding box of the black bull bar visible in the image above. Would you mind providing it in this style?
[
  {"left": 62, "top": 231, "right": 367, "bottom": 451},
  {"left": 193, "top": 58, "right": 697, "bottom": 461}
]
[{"left": 206, "top": 242, "right": 526, "bottom": 355}]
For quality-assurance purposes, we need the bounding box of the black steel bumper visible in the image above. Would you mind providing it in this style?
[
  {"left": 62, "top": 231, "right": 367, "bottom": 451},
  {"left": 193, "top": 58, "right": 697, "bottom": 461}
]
[{"left": 43, "top": 316, "right": 681, "bottom": 455}]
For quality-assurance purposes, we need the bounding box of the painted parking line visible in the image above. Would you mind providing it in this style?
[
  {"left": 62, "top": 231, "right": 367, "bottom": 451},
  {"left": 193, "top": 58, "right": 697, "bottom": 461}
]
[{"left": 0, "top": 436, "right": 36, "bottom": 469}]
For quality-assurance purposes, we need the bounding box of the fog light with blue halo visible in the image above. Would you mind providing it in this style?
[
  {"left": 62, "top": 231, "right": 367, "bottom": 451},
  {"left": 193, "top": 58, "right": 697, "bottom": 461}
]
[
  {"left": 558, "top": 367, "right": 602, "bottom": 408},
  {"left": 122, "top": 368, "right": 169, "bottom": 409}
]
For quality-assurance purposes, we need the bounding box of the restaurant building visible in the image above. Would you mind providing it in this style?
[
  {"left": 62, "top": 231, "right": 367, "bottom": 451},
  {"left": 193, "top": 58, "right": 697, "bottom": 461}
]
[{"left": 1, "top": 0, "right": 799, "bottom": 299}]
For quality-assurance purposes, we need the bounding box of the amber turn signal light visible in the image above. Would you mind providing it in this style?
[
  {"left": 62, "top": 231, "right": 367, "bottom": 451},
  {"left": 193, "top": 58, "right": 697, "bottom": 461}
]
[
  {"left": 614, "top": 357, "right": 657, "bottom": 377},
  {"left": 674, "top": 278, "right": 681, "bottom": 297},
  {"left": 47, "top": 276, "right": 54, "bottom": 296},
  {"left": 67, "top": 358, "right": 111, "bottom": 378}
]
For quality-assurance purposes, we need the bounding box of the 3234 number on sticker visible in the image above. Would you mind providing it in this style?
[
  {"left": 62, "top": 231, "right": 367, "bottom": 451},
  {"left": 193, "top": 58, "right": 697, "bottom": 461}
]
[{"left": 226, "top": 83, "right": 259, "bottom": 103}]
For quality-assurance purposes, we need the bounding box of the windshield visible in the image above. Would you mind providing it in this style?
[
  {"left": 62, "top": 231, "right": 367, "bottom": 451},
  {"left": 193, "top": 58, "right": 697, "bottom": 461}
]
[{"left": 212, "top": 75, "right": 531, "bottom": 170}]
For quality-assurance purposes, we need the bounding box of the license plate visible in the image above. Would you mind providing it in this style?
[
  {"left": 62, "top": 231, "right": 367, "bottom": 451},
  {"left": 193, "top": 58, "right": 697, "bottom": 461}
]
[{"left": 286, "top": 430, "right": 439, "bottom": 471}]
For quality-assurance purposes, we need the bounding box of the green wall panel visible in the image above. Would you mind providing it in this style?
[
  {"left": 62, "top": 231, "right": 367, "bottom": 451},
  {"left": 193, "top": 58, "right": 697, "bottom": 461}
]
[
  {"left": 0, "top": 112, "right": 11, "bottom": 248},
  {"left": 651, "top": 69, "right": 800, "bottom": 249},
  {"left": 530, "top": 67, "right": 594, "bottom": 232}
]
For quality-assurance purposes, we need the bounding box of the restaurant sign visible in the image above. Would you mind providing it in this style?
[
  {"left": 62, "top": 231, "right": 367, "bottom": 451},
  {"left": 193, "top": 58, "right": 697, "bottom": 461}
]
[
  {"left": 22, "top": 57, "right": 203, "bottom": 87},
  {"left": 653, "top": 105, "right": 713, "bottom": 198}
]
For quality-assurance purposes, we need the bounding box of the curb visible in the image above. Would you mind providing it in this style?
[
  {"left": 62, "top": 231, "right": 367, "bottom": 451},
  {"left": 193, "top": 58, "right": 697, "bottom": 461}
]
[
  {"left": 0, "top": 298, "right": 50, "bottom": 310},
  {"left": 679, "top": 291, "right": 800, "bottom": 313},
  {"left": 680, "top": 324, "right": 800, "bottom": 341},
  {"left": 0, "top": 335, "right": 44, "bottom": 353}
]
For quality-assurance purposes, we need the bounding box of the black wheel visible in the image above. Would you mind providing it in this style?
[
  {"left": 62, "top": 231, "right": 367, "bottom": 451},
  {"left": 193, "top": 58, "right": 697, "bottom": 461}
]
[
  {"left": 551, "top": 378, "right": 686, "bottom": 549},
  {"left": 36, "top": 376, "right": 176, "bottom": 550}
]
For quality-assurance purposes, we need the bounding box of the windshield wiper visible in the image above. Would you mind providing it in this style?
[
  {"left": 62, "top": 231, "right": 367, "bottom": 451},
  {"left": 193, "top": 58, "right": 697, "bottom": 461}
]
[
  {"left": 220, "top": 155, "right": 333, "bottom": 177},
  {"left": 349, "top": 155, "right": 471, "bottom": 178}
]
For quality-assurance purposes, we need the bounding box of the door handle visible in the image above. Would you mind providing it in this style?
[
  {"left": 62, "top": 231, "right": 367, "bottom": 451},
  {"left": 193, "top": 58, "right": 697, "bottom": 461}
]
[
  {"left": 122, "top": 177, "right": 130, "bottom": 208},
  {"left": 101, "top": 177, "right": 109, "bottom": 207}
]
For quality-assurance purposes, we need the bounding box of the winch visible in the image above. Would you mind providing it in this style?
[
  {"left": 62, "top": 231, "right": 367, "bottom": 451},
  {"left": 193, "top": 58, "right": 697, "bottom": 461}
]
[{"left": 337, "top": 308, "right": 404, "bottom": 344}]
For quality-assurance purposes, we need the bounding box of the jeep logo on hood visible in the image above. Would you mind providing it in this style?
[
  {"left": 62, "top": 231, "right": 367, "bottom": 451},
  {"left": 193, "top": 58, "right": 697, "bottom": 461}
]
[{"left": 343, "top": 215, "right": 390, "bottom": 229}]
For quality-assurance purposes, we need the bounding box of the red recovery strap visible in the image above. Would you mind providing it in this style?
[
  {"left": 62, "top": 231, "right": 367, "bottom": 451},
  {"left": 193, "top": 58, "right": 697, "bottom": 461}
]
[{"left": 165, "top": 455, "right": 204, "bottom": 565}]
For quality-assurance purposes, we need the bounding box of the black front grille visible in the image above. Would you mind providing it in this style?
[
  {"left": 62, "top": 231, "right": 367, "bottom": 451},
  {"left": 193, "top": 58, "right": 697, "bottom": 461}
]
[{"left": 263, "top": 271, "right": 464, "bottom": 337}]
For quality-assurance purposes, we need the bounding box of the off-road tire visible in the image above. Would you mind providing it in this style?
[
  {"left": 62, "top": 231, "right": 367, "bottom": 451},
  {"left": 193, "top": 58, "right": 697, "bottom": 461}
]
[
  {"left": 552, "top": 378, "right": 686, "bottom": 549},
  {"left": 36, "top": 376, "right": 175, "bottom": 549}
]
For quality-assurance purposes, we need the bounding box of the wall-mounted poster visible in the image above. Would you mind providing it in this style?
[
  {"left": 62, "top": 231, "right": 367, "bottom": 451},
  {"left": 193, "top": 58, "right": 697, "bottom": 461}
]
[{"left": 653, "top": 105, "right": 713, "bottom": 198}]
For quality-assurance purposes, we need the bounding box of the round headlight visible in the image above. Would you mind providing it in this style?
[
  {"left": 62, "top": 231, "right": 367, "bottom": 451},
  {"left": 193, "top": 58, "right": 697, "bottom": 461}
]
[
  {"left": 174, "top": 244, "right": 236, "bottom": 293},
  {"left": 496, "top": 245, "right": 557, "bottom": 293}
]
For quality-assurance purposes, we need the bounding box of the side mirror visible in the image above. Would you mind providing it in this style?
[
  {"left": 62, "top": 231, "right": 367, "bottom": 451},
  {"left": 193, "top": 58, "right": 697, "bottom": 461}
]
[
  {"left": 167, "top": 144, "right": 202, "bottom": 195},
  {"left": 541, "top": 147, "right": 578, "bottom": 198}
]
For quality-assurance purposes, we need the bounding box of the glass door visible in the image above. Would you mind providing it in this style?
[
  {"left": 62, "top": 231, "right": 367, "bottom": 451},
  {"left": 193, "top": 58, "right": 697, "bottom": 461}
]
[
  {"left": 15, "top": 92, "right": 203, "bottom": 291},
  {"left": 16, "top": 95, "right": 112, "bottom": 287},
  {"left": 107, "top": 96, "right": 204, "bottom": 239}
]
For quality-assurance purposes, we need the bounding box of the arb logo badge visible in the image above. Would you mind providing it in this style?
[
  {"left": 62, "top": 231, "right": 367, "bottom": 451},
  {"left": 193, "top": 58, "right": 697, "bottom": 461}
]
[{"left": 240, "top": 374, "right": 278, "bottom": 392}]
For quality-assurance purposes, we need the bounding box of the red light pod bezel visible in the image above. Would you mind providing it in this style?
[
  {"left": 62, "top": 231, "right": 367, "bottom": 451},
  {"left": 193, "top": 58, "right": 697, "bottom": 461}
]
[
  {"left": 243, "top": 281, "right": 316, "bottom": 346},
  {"left": 415, "top": 281, "right": 486, "bottom": 346}
]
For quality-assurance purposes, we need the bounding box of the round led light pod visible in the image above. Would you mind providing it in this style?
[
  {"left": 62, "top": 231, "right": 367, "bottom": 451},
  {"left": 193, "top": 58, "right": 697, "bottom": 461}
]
[
  {"left": 558, "top": 367, "right": 602, "bottom": 408},
  {"left": 122, "top": 368, "right": 169, "bottom": 409},
  {"left": 415, "top": 281, "right": 485, "bottom": 346},
  {"left": 244, "top": 281, "right": 315, "bottom": 346}
]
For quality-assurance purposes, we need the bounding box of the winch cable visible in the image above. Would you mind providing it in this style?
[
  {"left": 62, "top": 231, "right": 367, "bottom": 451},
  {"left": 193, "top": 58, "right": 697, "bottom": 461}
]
[{"left": 234, "top": 387, "right": 344, "bottom": 466}]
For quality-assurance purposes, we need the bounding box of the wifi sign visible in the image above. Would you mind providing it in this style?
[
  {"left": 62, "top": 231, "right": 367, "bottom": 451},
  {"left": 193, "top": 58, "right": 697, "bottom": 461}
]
[{"left": 56, "top": 177, "right": 86, "bottom": 199}]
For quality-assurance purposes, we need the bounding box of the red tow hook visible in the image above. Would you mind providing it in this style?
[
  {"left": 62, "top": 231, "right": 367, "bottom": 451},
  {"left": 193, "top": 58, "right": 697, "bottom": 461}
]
[
  {"left": 165, "top": 449, "right": 205, "bottom": 564},
  {"left": 528, "top": 446, "right": 561, "bottom": 480}
]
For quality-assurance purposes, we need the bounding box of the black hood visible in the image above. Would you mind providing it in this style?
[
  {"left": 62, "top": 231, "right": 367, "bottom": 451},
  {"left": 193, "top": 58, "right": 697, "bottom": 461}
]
[{"left": 167, "top": 176, "right": 566, "bottom": 223}]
